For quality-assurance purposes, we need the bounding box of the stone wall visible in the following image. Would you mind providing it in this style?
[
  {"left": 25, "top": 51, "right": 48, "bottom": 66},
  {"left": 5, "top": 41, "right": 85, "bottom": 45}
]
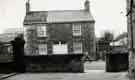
[
  {"left": 106, "top": 53, "right": 128, "bottom": 72},
  {"left": 24, "top": 54, "right": 84, "bottom": 72}
]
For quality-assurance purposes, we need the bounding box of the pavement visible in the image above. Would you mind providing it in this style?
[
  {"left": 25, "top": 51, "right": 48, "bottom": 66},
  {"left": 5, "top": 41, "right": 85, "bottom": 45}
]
[
  {"left": 0, "top": 73, "right": 17, "bottom": 80},
  {"left": 1, "top": 60, "right": 129, "bottom": 80}
]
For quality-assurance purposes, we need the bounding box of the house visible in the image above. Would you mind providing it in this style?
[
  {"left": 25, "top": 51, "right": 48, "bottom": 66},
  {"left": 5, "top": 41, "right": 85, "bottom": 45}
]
[{"left": 23, "top": 0, "right": 96, "bottom": 59}]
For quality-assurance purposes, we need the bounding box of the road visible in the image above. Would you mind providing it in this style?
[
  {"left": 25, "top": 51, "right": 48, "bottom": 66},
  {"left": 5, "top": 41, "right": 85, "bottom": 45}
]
[{"left": 3, "top": 60, "right": 128, "bottom": 80}]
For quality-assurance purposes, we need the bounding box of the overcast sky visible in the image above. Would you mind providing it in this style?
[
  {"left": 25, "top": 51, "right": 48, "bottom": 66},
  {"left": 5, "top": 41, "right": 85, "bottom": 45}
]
[{"left": 0, "top": 0, "right": 127, "bottom": 37}]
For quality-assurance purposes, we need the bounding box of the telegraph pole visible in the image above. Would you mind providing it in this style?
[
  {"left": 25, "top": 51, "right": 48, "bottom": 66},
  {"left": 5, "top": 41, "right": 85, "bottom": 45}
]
[
  {"left": 127, "top": 0, "right": 135, "bottom": 79},
  {"left": 130, "top": 0, "right": 134, "bottom": 50}
]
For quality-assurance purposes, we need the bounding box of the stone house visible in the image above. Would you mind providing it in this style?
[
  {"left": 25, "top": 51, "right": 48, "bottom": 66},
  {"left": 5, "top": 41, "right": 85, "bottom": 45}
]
[{"left": 23, "top": 0, "right": 96, "bottom": 59}]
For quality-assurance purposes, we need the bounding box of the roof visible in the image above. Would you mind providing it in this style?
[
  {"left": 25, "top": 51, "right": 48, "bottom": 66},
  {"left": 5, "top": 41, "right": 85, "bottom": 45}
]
[
  {"left": 0, "top": 33, "right": 18, "bottom": 42},
  {"left": 0, "top": 28, "right": 23, "bottom": 42},
  {"left": 113, "top": 32, "right": 127, "bottom": 42},
  {"left": 4, "top": 28, "right": 23, "bottom": 34},
  {"left": 0, "top": 32, "right": 23, "bottom": 42},
  {"left": 110, "top": 46, "right": 128, "bottom": 54},
  {"left": 24, "top": 10, "right": 94, "bottom": 24}
]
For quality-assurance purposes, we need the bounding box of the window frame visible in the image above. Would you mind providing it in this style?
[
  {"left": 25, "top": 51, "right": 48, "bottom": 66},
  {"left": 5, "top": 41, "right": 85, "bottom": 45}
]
[
  {"left": 72, "top": 24, "right": 82, "bottom": 36},
  {"left": 37, "top": 25, "right": 47, "bottom": 37},
  {"left": 38, "top": 44, "right": 47, "bottom": 55}
]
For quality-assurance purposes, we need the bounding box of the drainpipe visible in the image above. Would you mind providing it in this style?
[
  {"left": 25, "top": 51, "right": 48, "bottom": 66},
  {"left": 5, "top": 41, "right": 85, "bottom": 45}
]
[
  {"left": 130, "top": 0, "right": 134, "bottom": 51},
  {"left": 127, "top": 0, "right": 134, "bottom": 50}
]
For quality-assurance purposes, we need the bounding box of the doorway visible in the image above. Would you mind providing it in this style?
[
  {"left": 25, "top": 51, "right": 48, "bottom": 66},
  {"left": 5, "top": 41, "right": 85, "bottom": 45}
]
[{"left": 53, "top": 41, "right": 68, "bottom": 54}]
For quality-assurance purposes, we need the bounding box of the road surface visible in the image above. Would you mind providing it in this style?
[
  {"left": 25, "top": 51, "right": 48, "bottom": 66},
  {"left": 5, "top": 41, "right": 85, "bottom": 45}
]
[{"left": 3, "top": 60, "right": 128, "bottom": 80}]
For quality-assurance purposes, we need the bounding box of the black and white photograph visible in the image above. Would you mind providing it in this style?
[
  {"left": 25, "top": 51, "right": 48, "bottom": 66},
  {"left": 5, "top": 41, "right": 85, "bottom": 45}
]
[{"left": 0, "top": 0, "right": 133, "bottom": 80}]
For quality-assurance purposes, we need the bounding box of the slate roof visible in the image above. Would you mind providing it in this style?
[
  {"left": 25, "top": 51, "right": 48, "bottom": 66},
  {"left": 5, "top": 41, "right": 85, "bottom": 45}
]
[
  {"left": 0, "top": 33, "right": 19, "bottom": 42},
  {"left": 0, "top": 28, "right": 23, "bottom": 42},
  {"left": 114, "top": 32, "right": 127, "bottom": 41},
  {"left": 24, "top": 10, "right": 94, "bottom": 24}
]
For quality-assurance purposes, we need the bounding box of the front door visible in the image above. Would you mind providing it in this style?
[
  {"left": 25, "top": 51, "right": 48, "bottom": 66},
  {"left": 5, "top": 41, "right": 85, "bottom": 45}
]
[{"left": 53, "top": 42, "right": 68, "bottom": 54}]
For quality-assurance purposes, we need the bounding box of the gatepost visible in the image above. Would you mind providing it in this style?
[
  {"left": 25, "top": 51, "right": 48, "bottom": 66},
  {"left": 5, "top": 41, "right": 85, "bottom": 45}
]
[{"left": 11, "top": 34, "right": 25, "bottom": 73}]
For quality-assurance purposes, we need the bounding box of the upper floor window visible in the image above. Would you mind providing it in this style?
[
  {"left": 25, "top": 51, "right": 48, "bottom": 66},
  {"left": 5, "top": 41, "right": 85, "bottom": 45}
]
[
  {"left": 72, "top": 24, "right": 82, "bottom": 36},
  {"left": 37, "top": 26, "right": 47, "bottom": 37}
]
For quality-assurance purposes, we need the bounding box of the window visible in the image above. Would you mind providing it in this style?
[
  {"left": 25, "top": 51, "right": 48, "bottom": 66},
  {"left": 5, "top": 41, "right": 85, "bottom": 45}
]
[
  {"left": 73, "top": 42, "right": 82, "bottom": 53},
  {"left": 53, "top": 42, "right": 68, "bottom": 54},
  {"left": 37, "top": 26, "right": 47, "bottom": 37},
  {"left": 72, "top": 24, "right": 81, "bottom": 36},
  {"left": 38, "top": 44, "right": 47, "bottom": 55}
]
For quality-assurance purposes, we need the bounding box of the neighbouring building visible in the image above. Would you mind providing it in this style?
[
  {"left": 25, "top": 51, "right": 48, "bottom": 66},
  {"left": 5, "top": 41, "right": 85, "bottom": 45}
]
[
  {"left": 110, "top": 32, "right": 128, "bottom": 46},
  {"left": 23, "top": 0, "right": 96, "bottom": 59},
  {"left": 0, "top": 28, "right": 23, "bottom": 42}
]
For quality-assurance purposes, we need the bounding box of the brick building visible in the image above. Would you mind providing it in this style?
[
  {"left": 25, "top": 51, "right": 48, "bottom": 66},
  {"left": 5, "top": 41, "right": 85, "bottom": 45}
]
[{"left": 23, "top": 0, "right": 96, "bottom": 59}]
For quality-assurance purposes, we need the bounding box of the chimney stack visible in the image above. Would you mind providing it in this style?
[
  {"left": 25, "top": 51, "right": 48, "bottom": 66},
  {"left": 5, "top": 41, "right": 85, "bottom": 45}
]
[
  {"left": 26, "top": 0, "right": 30, "bottom": 14},
  {"left": 84, "top": 0, "right": 90, "bottom": 11}
]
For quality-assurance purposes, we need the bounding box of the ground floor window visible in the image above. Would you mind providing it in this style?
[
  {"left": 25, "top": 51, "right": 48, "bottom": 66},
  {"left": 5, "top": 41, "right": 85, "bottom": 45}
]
[
  {"left": 73, "top": 42, "right": 82, "bottom": 54},
  {"left": 53, "top": 42, "right": 68, "bottom": 54},
  {"left": 38, "top": 44, "right": 47, "bottom": 55}
]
